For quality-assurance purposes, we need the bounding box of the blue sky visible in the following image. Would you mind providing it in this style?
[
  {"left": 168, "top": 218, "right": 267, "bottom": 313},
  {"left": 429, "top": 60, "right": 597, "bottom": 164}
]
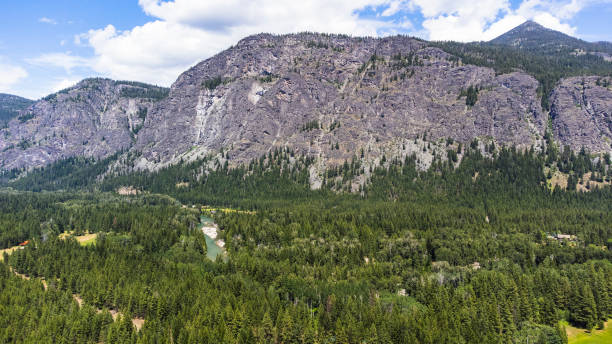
[{"left": 1, "top": 0, "right": 611, "bottom": 99}]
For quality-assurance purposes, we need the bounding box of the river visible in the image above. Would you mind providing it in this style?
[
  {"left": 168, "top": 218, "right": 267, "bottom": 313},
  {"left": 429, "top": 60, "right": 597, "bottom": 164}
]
[{"left": 199, "top": 215, "right": 225, "bottom": 261}]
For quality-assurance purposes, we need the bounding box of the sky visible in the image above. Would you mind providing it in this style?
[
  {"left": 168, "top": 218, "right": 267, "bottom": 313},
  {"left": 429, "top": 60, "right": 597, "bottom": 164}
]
[{"left": 1, "top": 0, "right": 611, "bottom": 99}]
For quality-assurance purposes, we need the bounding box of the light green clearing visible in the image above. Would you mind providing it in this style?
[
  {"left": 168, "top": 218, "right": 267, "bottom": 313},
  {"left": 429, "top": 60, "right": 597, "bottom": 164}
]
[{"left": 565, "top": 320, "right": 612, "bottom": 344}]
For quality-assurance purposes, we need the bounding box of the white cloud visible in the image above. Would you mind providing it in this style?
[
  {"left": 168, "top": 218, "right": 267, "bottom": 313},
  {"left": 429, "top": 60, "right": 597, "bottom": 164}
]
[
  {"left": 411, "top": 0, "right": 612, "bottom": 41},
  {"left": 77, "top": 0, "right": 401, "bottom": 86},
  {"left": 26, "top": 52, "right": 91, "bottom": 74},
  {"left": 83, "top": 22, "right": 219, "bottom": 85},
  {"left": 25, "top": 0, "right": 607, "bottom": 91},
  {"left": 51, "top": 78, "right": 82, "bottom": 93},
  {"left": 39, "top": 17, "right": 57, "bottom": 25},
  {"left": 0, "top": 59, "right": 28, "bottom": 93},
  {"left": 137, "top": 0, "right": 389, "bottom": 32},
  {"left": 413, "top": 0, "right": 512, "bottom": 41},
  {"left": 381, "top": 1, "right": 405, "bottom": 16}
]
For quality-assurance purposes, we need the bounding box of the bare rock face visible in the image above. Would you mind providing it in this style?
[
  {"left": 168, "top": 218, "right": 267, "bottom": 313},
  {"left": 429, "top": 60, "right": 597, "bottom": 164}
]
[
  {"left": 0, "top": 78, "right": 167, "bottom": 170},
  {"left": 5, "top": 33, "right": 610, "bottom": 173},
  {"left": 550, "top": 76, "right": 612, "bottom": 152},
  {"left": 134, "top": 33, "right": 546, "bottom": 169}
]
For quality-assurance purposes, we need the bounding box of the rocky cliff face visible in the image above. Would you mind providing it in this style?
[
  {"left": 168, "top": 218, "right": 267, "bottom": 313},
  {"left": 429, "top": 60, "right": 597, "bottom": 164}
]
[
  {"left": 0, "top": 79, "right": 167, "bottom": 170},
  {"left": 550, "top": 76, "right": 612, "bottom": 152},
  {"left": 134, "top": 33, "right": 546, "bottom": 169},
  {"left": 2, "top": 32, "right": 611, "bottom": 172}
]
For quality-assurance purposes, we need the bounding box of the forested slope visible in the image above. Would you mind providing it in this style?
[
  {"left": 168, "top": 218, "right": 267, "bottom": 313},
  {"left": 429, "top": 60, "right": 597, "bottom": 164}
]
[{"left": 0, "top": 139, "right": 611, "bottom": 343}]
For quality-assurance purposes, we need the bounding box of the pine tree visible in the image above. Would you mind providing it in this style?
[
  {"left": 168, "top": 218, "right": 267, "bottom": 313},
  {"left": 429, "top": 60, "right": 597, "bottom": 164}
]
[
  {"left": 279, "top": 309, "right": 298, "bottom": 344},
  {"left": 571, "top": 285, "right": 597, "bottom": 330}
]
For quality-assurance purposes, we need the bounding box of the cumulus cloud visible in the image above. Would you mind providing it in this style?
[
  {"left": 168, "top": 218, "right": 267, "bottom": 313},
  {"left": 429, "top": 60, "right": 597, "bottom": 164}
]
[
  {"left": 42, "top": 0, "right": 607, "bottom": 88},
  {"left": 76, "top": 0, "right": 402, "bottom": 86},
  {"left": 82, "top": 22, "right": 223, "bottom": 85},
  {"left": 50, "top": 77, "right": 83, "bottom": 93},
  {"left": 137, "top": 0, "right": 390, "bottom": 33},
  {"left": 0, "top": 59, "right": 28, "bottom": 93},
  {"left": 410, "top": 0, "right": 612, "bottom": 41},
  {"left": 412, "top": 0, "right": 511, "bottom": 41}
]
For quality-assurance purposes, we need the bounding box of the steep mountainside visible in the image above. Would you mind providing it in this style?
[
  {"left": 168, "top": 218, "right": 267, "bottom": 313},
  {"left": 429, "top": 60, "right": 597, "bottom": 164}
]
[
  {"left": 2, "top": 23, "right": 612, "bottom": 173},
  {"left": 550, "top": 76, "right": 612, "bottom": 151},
  {"left": 0, "top": 94, "right": 34, "bottom": 125},
  {"left": 0, "top": 79, "right": 168, "bottom": 170},
  {"left": 134, "top": 33, "right": 546, "bottom": 170}
]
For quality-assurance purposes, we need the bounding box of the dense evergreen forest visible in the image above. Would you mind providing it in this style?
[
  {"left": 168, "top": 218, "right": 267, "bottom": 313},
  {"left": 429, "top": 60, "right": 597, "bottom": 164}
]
[{"left": 0, "top": 140, "right": 611, "bottom": 343}]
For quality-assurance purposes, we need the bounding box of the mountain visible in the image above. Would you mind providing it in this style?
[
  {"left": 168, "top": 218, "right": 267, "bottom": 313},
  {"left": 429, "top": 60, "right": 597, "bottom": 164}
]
[
  {"left": 132, "top": 31, "right": 611, "bottom": 171},
  {"left": 0, "top": 93, "right": 34, "bottom": 125},
  {"left": 490, "top": 20, "right": 612, "bottom": 58},
  {"left": 132, "top": 33, "right": 546, "bottom": 172},
  {"left": 0, "top": 79, "right": 168, "bottom": 170},
  {"left": 2, "top": 23, "right": 612, "bottom": 173}
]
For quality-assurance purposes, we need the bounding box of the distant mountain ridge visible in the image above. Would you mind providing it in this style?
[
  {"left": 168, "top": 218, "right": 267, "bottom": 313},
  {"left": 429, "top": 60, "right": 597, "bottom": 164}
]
[
  {"left": 0, "top": 78, "right": 168, "bottom": 170},
  {"left": 0, "top": 93, "right": 34, "bottom": 125},
  {"left": 1, "top": 22, "right": 611, "bottom": 173},
  {"left": 490, "top": 20, "right": 612, "bottom": 59}
]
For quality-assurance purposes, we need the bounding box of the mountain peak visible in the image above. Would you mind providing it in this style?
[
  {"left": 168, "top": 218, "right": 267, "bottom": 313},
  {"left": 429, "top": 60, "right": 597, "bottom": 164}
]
[
  {"left": 490, "top": 20, "right": 587, "bottom": 51},
  {"left": 517, "top": 20, "right": 545, "bottom": 30}
]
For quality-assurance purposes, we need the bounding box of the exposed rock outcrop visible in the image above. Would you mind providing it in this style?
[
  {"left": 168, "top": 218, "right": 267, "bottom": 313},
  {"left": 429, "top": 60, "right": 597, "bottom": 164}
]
[
  {"left": 134, "top": 33, "right": 547, "bottom": 169},
  {"left": 550, "top": 76, "right": 612, "bottom": 152},
  {"left": 0, "top": 79, "right": 167, "bottom": 170},
  {"left": 2, "top": 32, "right": 611, "bottom": 172}
]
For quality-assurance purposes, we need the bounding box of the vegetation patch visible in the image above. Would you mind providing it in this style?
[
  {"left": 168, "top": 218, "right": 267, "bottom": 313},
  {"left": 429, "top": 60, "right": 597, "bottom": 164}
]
[
  {"left": 59, "top": 231, "right": 98, "bottom": 246},
  {"left": 17, "top": 112, "right": 35, "bottom": 123},
  {"left": 565, "top": 320, "right": 612, "bottom": 344},
  {"left": 201, "top": 76, "right": 232, "bottom": 90}
]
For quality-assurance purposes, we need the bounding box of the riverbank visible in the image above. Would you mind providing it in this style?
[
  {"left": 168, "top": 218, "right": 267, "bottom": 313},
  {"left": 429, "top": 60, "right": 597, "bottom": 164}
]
[{"left": 199, "top": 215, "right": 226, "bottom": 261}]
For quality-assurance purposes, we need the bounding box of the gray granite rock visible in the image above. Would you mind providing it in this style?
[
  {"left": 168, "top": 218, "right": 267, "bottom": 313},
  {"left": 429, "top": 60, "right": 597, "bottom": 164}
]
[
  {"left": 0, "top": 78, "right": 166, "bottom": 170},
  {"left": 134, "top": 33, "right": 547, "bottom": 169},
  {"left": 4, "top": 33, "right": 610, "bottom": 172},
  {"left": 550, "top": 76, "right": 612, "bottom": 152}
]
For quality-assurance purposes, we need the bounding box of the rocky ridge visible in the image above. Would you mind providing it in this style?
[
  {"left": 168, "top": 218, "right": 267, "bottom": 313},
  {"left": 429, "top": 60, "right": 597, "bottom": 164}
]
[
  {"left": 0, "top": 79, "right": 167, "bottom": 170},
  {"left": 133, "top": 33, "right": 547, "bottom": 170},
  {"left": 550, "top": 76, "right": 612, "bottom": 151},
  {"left": 1, "top": 30, "right": 612, "bottom": 173}
]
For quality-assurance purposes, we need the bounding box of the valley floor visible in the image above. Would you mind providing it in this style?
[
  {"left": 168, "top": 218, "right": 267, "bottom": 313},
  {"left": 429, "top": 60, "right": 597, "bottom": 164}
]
[{"left": 0, "top": 145, "right": 610, "bottom": 343}]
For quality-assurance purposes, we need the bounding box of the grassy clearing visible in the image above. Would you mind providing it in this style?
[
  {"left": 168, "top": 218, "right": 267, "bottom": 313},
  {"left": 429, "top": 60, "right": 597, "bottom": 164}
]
[
  {"left": 59, "top": 232, "right": 98, "bottom": 246},
  {"left": 576, "top": 172, "right": 612, "bottom": 192},
  {"left": 564, "top": 320, "right": 612, "bottom": 344},
  {"left": 547, "top": 170, "right": 611, "bottom": 192},
  {"left": 202, "top": 206, "right": 256, "bottom": 215},
  {"left": 2, "top": 232, "right": 97, "bottom": 261},
  {"left": 0, "top": 246, "right": 22, "bottom": 261},
  {"left": 547, "top": 169, "right": 568, "bottom": 190}
]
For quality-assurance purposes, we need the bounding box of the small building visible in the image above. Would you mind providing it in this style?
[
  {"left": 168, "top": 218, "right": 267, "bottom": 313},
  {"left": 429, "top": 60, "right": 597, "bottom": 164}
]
[
  {"left": 18, "top": 240, "right": 29, "bottom": 246},
  {"left": 548, "top": 233, "right": 577, "bottom": 241}
]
